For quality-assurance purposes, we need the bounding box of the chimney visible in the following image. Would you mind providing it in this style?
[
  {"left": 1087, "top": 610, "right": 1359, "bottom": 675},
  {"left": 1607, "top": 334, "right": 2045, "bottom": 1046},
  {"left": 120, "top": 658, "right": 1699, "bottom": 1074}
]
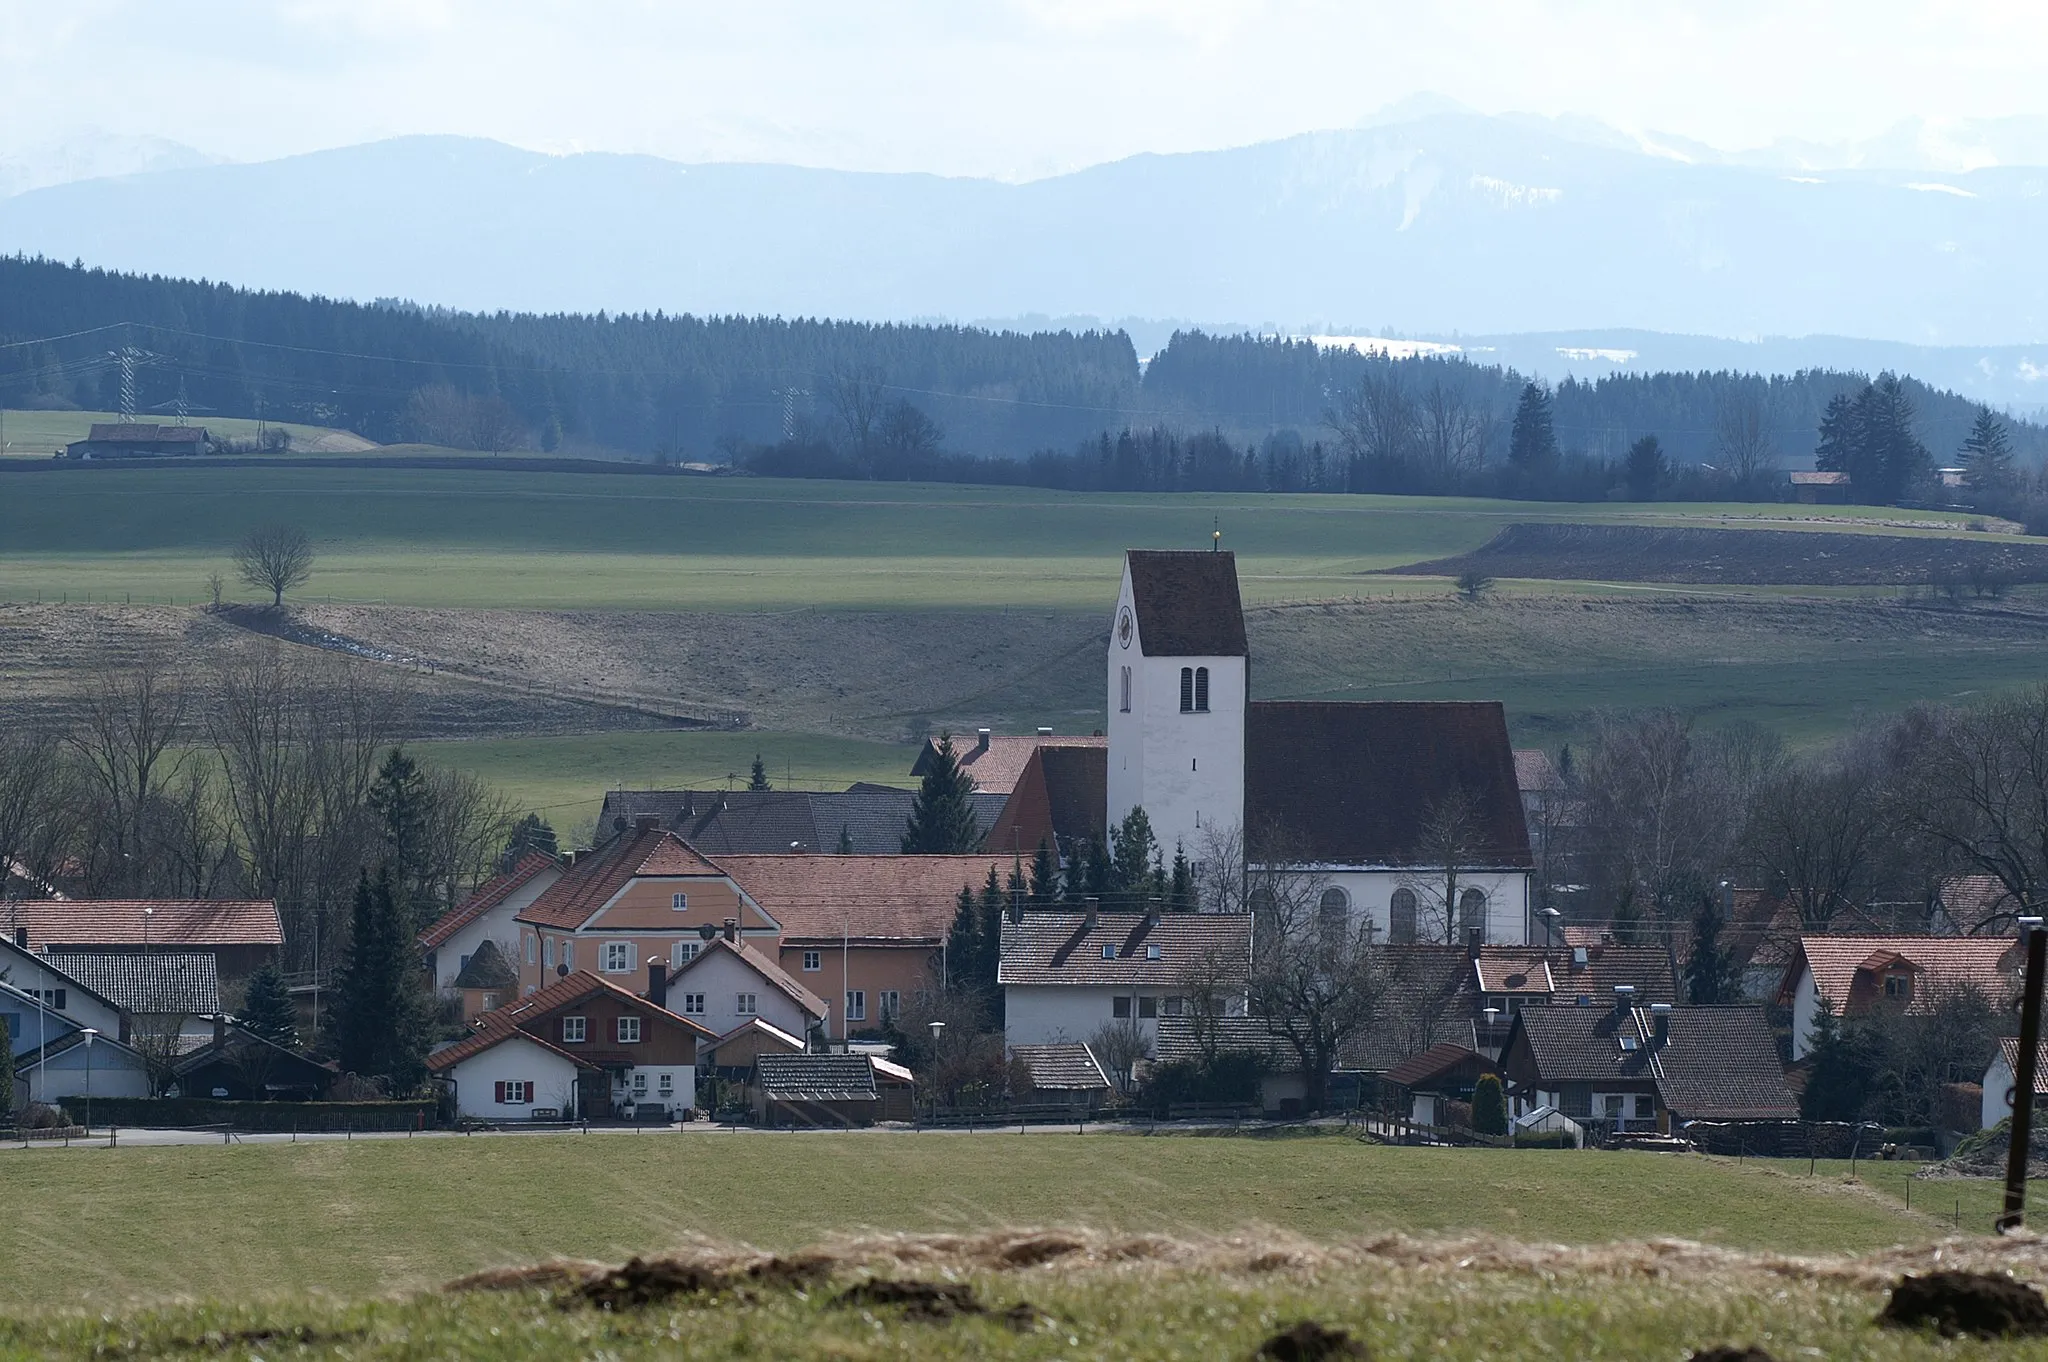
[
  {"left": 646, "top": 958, "right": 668, "bottom": 1009},
  {"left": 1466, "top": 928, "right": 1483, "bottom": 960},
  {"left": 634, "top": 813, "right": 660, "bottom": 831},
  {"left": 1083, "top": 896, "right": 1099, "bottom": 932},
  {"left": 12, "top": 927, "right": 25, "bottom": 950},
  {"left": 1036, "top": 726, "right": 1053, "bottom": 738},
  {"left": 1649, "top": 1002, "right": 1672, "bottom": 1047},
  {"left": 1612, "top": 984, "right": 1637, "bottom": 1016},
  {"left": 723, "top": 917, "right": 738, "bottom": 943},
  {"left": 976, "top": 728, "right": 992, "bottom": 753},
  {"left": 212, "top": 1013, "right": 226, "bottom": 1048},
  {"left": 1145, "top": 896, "right": 1162, "bottom": 931}
]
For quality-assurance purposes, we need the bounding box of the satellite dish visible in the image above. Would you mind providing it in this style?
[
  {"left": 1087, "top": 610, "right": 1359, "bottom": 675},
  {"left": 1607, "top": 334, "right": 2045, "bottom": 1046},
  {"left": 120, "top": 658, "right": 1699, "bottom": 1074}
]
[
  {"left": 612, "top": 816, "right": 628, "bottom": 833},
  {"left": 697, "top": 922, "right": 717, "bottom": 941},
  {"left": 556, "top": 963, "right": 569, "bottom": 977}
]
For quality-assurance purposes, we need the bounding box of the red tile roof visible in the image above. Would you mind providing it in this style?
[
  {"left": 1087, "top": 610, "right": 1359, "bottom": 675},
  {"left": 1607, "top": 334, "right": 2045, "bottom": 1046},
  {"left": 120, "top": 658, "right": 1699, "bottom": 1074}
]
[
  {"left": 1787, "top": 935, "right": 2021, "bottom": 1016},
  {"left": 1996, "top": 1038, "right": 2048, "bottom": 1098},
  {"left": 1384, "top": 1042, "right": 1491, "bottom": 1089},
  {"left": 715, "top": 853, "right": 1012, "bottom": 944},
  {"left": 997, "top": 911, "right": 1252, "bottom": 987},
  {"left": 1513, "top": 749, "right": 1564, "bottom": 794},
  {"left": 982, "top": 745, "right": 1108, "bottom": 858},
  {"left": 3, "top": 899, "right": 282, "bottom": 950},
  {"left": 516, "top": 828, "right": 731, "bottom": 930},
  {"left": 672, "top": 936, "right": 830, "bottom": 1019},
  {"left": 914, "top": 734, "right": 1107, "bottom": 796},
  {"left": 1940, "top": 876, "right": 2021, "bottom": 933},
  {"left": 426, "top": 1011, "right": 592, "bottom": 1072},
  {"left": 420, "top": 852, "right": 559, "bottom": 948},
  {"left": 428, "top": 968, "right": 717, "bottom": 1070},
  {"left": 1472, "top": 953, "right": 1555, "bottom": 995}
]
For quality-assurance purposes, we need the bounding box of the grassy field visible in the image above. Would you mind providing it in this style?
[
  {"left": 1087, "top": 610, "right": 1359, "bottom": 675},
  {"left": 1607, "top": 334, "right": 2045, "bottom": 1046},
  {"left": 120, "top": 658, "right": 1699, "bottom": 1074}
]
[
  {"left": 0, "top": 407, "right": 375, "bottom": 458},
  {"left": 0, "top": 1135, "right": 1987, "bottom": 1311}
]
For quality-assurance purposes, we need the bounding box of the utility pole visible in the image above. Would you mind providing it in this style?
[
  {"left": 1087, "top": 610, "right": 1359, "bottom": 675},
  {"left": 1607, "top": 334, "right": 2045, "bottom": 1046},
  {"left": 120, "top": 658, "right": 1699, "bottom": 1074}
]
[
  {"left": 114, "top": 346, "right": 146, "bottom": 420},
  {"left": 2001, "top": 914, "right": 2046, "bottom": 1233}
]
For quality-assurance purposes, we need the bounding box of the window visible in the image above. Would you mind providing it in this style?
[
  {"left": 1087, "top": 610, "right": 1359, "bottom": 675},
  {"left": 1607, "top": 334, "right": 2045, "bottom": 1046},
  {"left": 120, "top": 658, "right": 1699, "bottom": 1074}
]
[
  {"left": 736, "top": 992, "right": 758, "bottom": 1016},
  {"left": 802, "top": 950, "right": 822, "bottom": 972},
  {"left": 616, "top": 1016, "right": 642, "bottom": 1043},
  {"left": 1884, "top": 972, "right": 1910, "bottom": 998},
  {"left": 1458, "top": 888, "right": 1488, "bottom": 943},
  {"left": 672, "top": 892, "right": 689, "bottom": 912},
  {"left": 1138, "top": 995, "right": 1158, "bottom": 1019},
  {"left": 525, "top": 934, "right": 537, "bottom": 965},
  {"left": 458, "top": 953, "right": 472, "bottom": 973},
  {"left": 1179, "top": 667, "right": 1194, "bottom": 712},
  {"left": 1194, "top": 666, "right": 1210, "bottom": 712},
  {"left": 562, "top": 941, "right": 574, "bottom": 970},
  {"left": 878, "top": 990, "right": 901, "bottom": 1021},
  {"left": 603, "top": 941, "right": 634, "bottom": 973},
  {"left": 846, "top": 990, "right": 866, "bottom": 1021},
  {"left": 632, "top": 1071, "right": 648, "bottom": 1093},
  {"left": 1389, "top": 888, "right": 1418, "bottom": 945},
  {"left": 495, "top": 1080, "right": 533, "bottom": 1105},
  {"left": 1119, "top": 665, "right": 1132, "bottom": 713},
  {"left": 543, "top": 937, "right": 555, "bottom": 969},
  {"left": 1319, "top": 887, "right": 1349, "bottom": 946},
  {"left": 683, "top": 993, "right": 706, "bottom": 1015},
  {"left": 1112, "top": 996, "right": 1132, "bottom": 1019},
  {"left": 670, "top": 941, "right": 699, "bottom": 968},
  {"left": 1102, "top": 943, "right": 1116, "bottom": 960},
  {"left": 1162, "top": 996, "right": 1186, "bottom": 1016},
  {"left": 1146, "top": 943, "right": 1161, "bottom": 961},
  {"left": 658, "top": 1072, "right": 674, "bottom": 1093},
  {"left": 1634, "top": 1094, "right": 1655, "bottom": 1119},
  {"left": 25, "top": 988, "right": 65, "bottom": 1009},
  {"left": 561, "top": 1016, "right": 587, "bottom": 1043},
  {"left": 480, "top": 993, "right": 498, "bottom": 1011},
  {"left": 1602, "top": 1094, "right": 1625, "bottom": 1119}
]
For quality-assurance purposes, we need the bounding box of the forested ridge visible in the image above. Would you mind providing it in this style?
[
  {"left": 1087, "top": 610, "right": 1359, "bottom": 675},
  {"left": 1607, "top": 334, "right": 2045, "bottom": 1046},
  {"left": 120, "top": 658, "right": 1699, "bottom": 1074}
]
[{"left": 5, "top": 256, "right": 2042, "bottom": 495}]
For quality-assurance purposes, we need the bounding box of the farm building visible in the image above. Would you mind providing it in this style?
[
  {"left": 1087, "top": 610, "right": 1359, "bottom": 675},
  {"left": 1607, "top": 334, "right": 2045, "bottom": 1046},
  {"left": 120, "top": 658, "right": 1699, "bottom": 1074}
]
[{"left": 62, "top": 423, "right": 211, "bottom": 458}]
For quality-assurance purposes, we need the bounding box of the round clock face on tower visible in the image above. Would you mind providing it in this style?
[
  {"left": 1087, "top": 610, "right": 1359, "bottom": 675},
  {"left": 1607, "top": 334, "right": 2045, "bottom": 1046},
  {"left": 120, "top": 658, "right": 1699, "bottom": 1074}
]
[{"left": 1117, "top": 608, "right": 1134, "bottom": 649}]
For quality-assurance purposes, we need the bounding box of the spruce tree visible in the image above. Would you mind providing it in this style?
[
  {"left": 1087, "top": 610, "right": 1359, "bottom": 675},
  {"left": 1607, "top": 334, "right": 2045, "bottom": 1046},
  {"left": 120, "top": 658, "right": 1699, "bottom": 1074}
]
[
  {"left": 749, "top": 754, "right": 771, "bottom": 791},
  {"left": 976, "top": 865, "right": 1007, "bottom": 989},
  {"left": 0, "top": 1018, "right": 13, "bottom": 1116},
  {"left": 1684, "top": 895, "right": 1742, "bottom": 1004},
  {"left": 332, "top": 869, "right": 431, "bottom": 1092},
  {"left": 902, "top": 733, "right": 981, "bottom": 853},
  {"left": 945, "top": 883, "right": 979, "bottom": 991},
  {"left": 1961, "top": 405, "right": 2017, "bottom": 498},
  {"left": 1168, "top": 841, "right": 1197, "bottom": 911},
  {"left": 1471, "top": 1073, "right": 1509, "bottom": 1135},
  {"left": 1507, "top": 383, "right": 1559, "bottom": 469},
  {"left": 367, "top": 747, "right": 433, "bottom": 923},
  {"left": 1108, "top": 806, "right": 1160, "bottom": 907},
  {"left": 1814, "top": 391, "right": 1861, "bottom": 482},
  {"left": 1029, "top": 839, "right": 1059, "bottom": 907},
  {"left": 239, "top": 962, "right": 299, "bottom": 1049},
  {"left": 1624, "top": 434, "right": 1664, "bottom": 501}
]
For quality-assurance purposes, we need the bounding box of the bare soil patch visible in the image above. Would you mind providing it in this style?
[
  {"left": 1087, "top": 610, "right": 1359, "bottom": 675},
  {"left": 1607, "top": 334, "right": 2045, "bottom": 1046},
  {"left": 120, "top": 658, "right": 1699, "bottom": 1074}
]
[
  {"left": 1878, "top": 1269, "right": 2048, "bottom": 1338},
  {"left": 1388, "top": 522, "right": 2048, "bottom": 586}
]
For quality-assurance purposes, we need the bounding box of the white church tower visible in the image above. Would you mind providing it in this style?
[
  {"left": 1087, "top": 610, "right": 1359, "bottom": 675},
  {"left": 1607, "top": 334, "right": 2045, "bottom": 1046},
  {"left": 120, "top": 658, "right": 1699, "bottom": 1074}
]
[{"left": 1106, "top": 549, "right": 1247, "bottom": 860}]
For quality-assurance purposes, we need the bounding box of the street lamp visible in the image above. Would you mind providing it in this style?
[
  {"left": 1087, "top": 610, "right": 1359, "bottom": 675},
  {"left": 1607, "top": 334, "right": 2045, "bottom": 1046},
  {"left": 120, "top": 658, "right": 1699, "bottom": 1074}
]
[{"left": 79, "top": 1027, "right": 99, "bottom": 1133}]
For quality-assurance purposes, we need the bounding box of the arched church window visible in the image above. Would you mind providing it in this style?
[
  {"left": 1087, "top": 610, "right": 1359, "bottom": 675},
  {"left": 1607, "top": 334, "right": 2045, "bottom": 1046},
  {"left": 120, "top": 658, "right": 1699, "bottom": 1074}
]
[
  {"left": 1318, "top": 887, "right": 1348, "bottom": 947},
  {"left": 1179, "top": 667, "right": 1194, "bottom": 712},
  {"left": 1389, "top": 888, "right": 1418, "bottom": 945},
  {"left": 1119, "top": 665, "right": 1132, "bottom": 713},
  {"left": 1459, "top": 888, "right": 1489, "bottom": 943},
  {"left": 1194, "top": 666, "right": 1210, "bottom": 712}
]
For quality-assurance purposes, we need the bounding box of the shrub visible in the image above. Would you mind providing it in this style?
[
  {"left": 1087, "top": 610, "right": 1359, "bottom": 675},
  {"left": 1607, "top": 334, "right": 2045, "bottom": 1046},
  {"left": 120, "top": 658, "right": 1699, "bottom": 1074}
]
[
  {"left": 1514, "top": 1129, "right": 1576, "bottom": 1149},
  {"left": 19, "top": 1102, "right": 71, "bottom": 1130},
  {"left": 1472, "top": 1074, "right": 1509, "bottom": 1136}
]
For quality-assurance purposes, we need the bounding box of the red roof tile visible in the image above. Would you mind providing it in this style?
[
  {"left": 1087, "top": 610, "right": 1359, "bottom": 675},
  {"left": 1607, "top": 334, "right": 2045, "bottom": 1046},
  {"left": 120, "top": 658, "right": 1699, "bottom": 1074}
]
[
  {"left": 913, "top": 734, "right": 1107, "bottom": 796},
  {"left": 1787, "top": 934, "right": 2020, "bottom": 1016},
  {"left": 427, "top": 1010, "right": 591, "bottom": 1072},
  {"left": 1472, "top": 954, "right": 1555, "bottom": 995},
  {"left": 499, "top": 968, "right": 717, "bottom": 1041},
  {"left": 715, "top": 853, "right": 1011, "bottom": 944},
  {"left": 1996, "top": 1037, "right": 2048, "bottom": 1098},
  {"left": 420, "top": 852, "right": 559, "bottom": 948},
  {"left": 516, "top": 828, "right": 730, "bottom": 930},
  {"left": 3, "top": 899, "right": 282, "bottom": 949}
]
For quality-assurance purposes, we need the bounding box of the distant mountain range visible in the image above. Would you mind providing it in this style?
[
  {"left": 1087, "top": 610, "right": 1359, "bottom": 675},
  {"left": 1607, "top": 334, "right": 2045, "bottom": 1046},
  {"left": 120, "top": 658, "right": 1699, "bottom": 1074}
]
[{"left": 1, "top": 110, "right": 2045, "bottom": 385}]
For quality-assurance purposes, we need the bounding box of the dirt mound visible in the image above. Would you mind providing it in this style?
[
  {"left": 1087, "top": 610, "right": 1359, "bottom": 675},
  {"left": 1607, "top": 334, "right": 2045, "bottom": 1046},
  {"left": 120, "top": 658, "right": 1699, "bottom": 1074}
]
[
  {"left": 1918, "top": 1117, "right": 2048, "bottom": 1179},
  {"left": 1256, "top": 1320, "right": 1369, "bottom": 1359},
  {"left": 1879, "top": 1269, "right": 2048, "bottom": 1338},
  {"left": 1688, "top": 1349, "right": 1777, "bottom": 1362},
  {"left": 1387, "top": 522, "right": 2048, "bottom": 587}
]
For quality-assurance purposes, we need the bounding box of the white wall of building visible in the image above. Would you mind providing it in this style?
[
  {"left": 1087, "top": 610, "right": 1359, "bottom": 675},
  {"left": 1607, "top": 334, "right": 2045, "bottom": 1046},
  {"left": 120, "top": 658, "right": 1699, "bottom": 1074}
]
[
  {"left": 1106, "top": 568, "right": 1246, "bottom": 860},
  {"left": 1788, "top": 966, "right": 1823, "bottom": 1060},
  {"left": 619, "top": 1063, "right": 696, "bottom": 1117},
  {"left": 0, "top": 950, "right": 124, "bottom": 1039},
  {"left": 670, "top": 948, "right": 814, "bottom": 1041},
  {"left": 21, "top": 1040, "right": 152, "bottom": 1109},
  {"left": 431, "top": 868, "right": 560, "bottom": 991},
  {"left": 1314, "top": 869, "right": 1533, "bottom": 948},
  {"left": 445, "top": 1036, "right": 584, "bottom": 1119},
  {"left": 1004, "top": 982, "right": 1245, "bottom": 1051}
]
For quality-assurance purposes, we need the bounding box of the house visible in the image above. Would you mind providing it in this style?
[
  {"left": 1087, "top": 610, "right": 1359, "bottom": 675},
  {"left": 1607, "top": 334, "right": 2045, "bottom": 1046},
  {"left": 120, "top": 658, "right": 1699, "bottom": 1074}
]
[
  {"left": 511, "top": 822, "right": 783, "bottom": 997},
  {"left": 1790, "top": 470, "right": 1851, "bottom": 503},
  {"left": 1501, "top": 997, "right": 1798, "bottom": 1132},
  {"left": 2, "top": 898, "right": 283, "bottom": 988},
  {"left": 1010, "top": 1042, "right": 1113, "bottom": 1109},
  {"left": 169, "top": 1016, "right": 334, "bottom": 1101},
  {"left": 666, "top": 930, "right": 829, "bottom": 1043},
  {"left": 1934, "top": 876, "right": 2021, "bottom": 935},
  {"left": 1106, "top": 550, "right": 1534, "bottom": 945},
  {"left": 428, "top": 966, "right": 714, "bottom": 1120},
  {"left": 449, "top": 940, "right": 519, "bottom": 1022},
  {"left": 912, "top": 729, "right": 1108, "bottom": 797},
  {"left": 0, "top": 930, "right": 124, "bottom": 1052},
  {"left": 871, "top": 1055, "right": 917, "bottom": 1121},
  {"left": 711, "top": 851, "right": 1011, "bottom": 1035},
  {"left": 44, "top": 951, "right": 221, "bottom": 1046},
  {"left": 702, "top": 1015, "right": 808, "bottom": 1074},
  {"left": 420, "top": 851, "right": 562, "bottom": 993},
  {"left": 1151, "top": 1015, "right": 1307, "bottom": 1113},
  {"left": 1982, "top": 1037, "right": 2048, "bottom": 1132},
  {"left": 13, "top": 1029, "right": 153, "bottom": 1112},
  {"left": 997, "top": 907, "right": 1252, "bottom": 1048},
  {"left": 1780, "top": 935, "right": 2020, "bottom": 1059},
  {"left": 599, "top": 785, "right": 1009, "bottom": 855},
  {"left": 983, "top": 743, "right": 1109, "bottom": 862},
  {"left": 753, "top": 1052, "right": 879, "bottom": 1127},
  {"left": 62, "top": 423, "right": 212, "bottom": 459},
  {"left": 1384, "top": 1042, "right": 1496, "bottom": 1127}
]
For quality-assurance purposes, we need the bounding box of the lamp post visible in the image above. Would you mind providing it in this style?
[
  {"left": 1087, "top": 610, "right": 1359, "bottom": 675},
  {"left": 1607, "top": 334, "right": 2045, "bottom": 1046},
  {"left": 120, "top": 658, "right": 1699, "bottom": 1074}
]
[
  {"left": 926, "top": 1020, "right": 946, "bottom": 1113},
  {"left": 79, "top": 1027, "right": 99, "bottom": 1134}
]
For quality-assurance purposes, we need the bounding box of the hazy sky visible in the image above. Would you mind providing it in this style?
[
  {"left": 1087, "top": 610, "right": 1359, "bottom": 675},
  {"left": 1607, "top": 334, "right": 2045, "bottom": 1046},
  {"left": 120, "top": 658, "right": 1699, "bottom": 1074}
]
[{"left": 5, "top": 1, "right": 2047, "bottom": 179}]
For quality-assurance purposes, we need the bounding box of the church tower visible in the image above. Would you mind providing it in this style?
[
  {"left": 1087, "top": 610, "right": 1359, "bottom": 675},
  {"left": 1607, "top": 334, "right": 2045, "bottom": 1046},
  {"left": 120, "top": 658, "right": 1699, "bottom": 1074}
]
[{"left": 1106, "top": 549, "right": 1247, "bottom": 863}]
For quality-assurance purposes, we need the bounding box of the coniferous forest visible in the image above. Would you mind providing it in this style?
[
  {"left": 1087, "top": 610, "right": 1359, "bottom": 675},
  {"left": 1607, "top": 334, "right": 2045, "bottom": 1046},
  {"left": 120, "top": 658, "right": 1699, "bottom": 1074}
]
[{"left": 5, "top": 255, "right": 2044, "bottom": 509}]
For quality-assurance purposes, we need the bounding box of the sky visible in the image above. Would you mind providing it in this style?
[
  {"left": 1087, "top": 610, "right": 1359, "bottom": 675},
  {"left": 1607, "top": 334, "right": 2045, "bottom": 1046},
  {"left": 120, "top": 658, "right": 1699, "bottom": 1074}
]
[{"left": 4, "top": 1, "right": 2048, "bottom": 180}]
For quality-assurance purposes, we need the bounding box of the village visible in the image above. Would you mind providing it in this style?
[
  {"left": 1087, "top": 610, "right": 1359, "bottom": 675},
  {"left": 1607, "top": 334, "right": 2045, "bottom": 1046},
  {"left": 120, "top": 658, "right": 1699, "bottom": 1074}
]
[{"left": 3, "top": 547, "right": 2028, "bottom": 1156}]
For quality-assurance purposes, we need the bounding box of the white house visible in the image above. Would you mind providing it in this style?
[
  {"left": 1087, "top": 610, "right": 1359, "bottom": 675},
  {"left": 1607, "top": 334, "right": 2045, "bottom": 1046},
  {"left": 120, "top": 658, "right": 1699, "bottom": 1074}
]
[
  {"left": 429, "top": 1020, "right": 590, "bottom": 1121},
  {"left": 1104, "top": 549, "right": 1535, "bottom": 946},
  {"left": 421, "top": 851, "right": 563, "bottom": 993},
  {"left": 1983, "top": 1037, "right": 2048, "bottom": 1132},
  {"left": 1779, "top": 935, "right": 2019, "bottom": 1060},
  {"left": 0, "top": 933, "right": 124, "bottom": 1051},
  {"left": 14, "top": 1028, "right": 152, "bottom": 1112},
  {"left": 998, "top": 908, "right": 1252, "bottom": 1049},
  {"left": 666, "top": 934, "right": 829, "bottom": 1046}
]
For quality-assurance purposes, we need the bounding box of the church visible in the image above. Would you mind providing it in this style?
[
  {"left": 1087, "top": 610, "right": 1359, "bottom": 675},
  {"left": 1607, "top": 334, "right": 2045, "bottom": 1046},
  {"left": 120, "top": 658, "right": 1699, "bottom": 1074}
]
[{"left": 1105, "top": 548, "right": 1534, "bottom": 946}]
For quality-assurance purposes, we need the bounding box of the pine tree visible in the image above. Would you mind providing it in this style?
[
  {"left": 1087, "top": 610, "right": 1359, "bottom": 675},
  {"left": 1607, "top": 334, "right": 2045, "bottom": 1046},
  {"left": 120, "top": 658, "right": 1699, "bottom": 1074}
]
[
  {"left": 1814, "top": 391, "right": 1861, "bottom": 482},
  {"left": 945, "top": 883, "right": 979, "bottom": 991},
  {"left": 239, "top": 962, "right": 299, "bottom": 1049},
  {"left": 367, "top": 747, "right": 433, "bottom": 921},
  {"left": 749, "top": 754, "right": 771, "bottom": 791},
  {"left": 502, "top": 812, "right": 558, "bottom": 864},
  {"left": 1508, "top": 383, "right": 1559, "bottom": 469},
  {"left": 1471, "top": 1073, "right": 1508, "bottom": 1135},
  {"left": 902, "top": 733, "right": 982, "bottom": 853},
  {"left": 1029, "top": 839, "right": 1059, "bottom": 907},
  {"left": 976, "top": 866, "right": 1007, "bottom": 989},
  {"left": 1108, "top": 806, "right": 1160, "bottom": 907},
  {"left": 1168, "top": 841, "right": 1197, "bottom": 911},
  {"left": 332, "top": 869, "right": 431, "bottom": 1092},
  {"left": 0, "top": 1017, "right": 13, "bottom": 1116},
  {"left": 1624, "top": 434, "right": 1664, "bottom": 501},
  {"left": 1961, "top": 405, "right": 2017, "bottom": 497},
  {"left": 1684, "top": 895, "right": 1742, "bottom": 1004}
]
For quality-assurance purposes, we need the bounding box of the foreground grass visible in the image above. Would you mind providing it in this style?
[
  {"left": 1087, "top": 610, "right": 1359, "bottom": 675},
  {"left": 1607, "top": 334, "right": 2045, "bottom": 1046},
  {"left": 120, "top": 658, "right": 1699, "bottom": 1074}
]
[
  {"left": 6, "top": 1240, "right": 2048, "bottom": 1361},
  {"left": 0, "top": 1134, "right": 1969, "bottom": 1310}
]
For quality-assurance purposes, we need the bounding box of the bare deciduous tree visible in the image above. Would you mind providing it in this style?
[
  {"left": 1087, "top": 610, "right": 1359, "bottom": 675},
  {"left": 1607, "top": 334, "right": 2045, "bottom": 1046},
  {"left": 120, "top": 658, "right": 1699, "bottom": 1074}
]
[
  {"left": 232, "top": 525, "right": 314, "bottom": 607},
  {"left": 70, "top": 650, "right": 188, "bottom": 894},
  {"left": 0, "top": 726, "right": 65, "bottom": 902},
  {"left": 1714, "top": 387, "right": 1778, "bottom": 488},
  {"left": 1415, "top": 376, "right": 1493, "bottom": 484},
  {"left": 828, "top": 367, "right": 888, "bottom": 452},
  {"left": 1400, "top": 788, "right": 1490, "bottom": 945},
  {"left": 1325, "top": 362, "right": 1417, "bottom": 488},
  {"left": 1746, "top": 752, "right": 1887, "bottom": 929},
  {"left": 1087, "top": 1017, "right": 1151, "bottom": 1097}
]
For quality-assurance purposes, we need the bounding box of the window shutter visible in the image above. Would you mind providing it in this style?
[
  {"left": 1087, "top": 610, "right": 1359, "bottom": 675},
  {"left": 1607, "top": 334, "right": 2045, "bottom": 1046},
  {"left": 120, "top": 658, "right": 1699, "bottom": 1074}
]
[{"left": 494, "top": 1081, "right": 506, "bottom": 1103}]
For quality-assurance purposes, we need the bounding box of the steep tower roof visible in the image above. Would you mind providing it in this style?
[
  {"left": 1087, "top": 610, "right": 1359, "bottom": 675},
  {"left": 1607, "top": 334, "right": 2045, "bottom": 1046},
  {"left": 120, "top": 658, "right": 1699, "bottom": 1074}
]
[{"left": 1124, "top": 550, "right": 1247, "bottom": 657}]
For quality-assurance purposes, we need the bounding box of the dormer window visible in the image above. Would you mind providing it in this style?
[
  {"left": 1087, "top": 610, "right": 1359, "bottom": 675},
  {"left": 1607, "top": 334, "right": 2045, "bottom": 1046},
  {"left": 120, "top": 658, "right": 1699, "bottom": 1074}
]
[
  {"left": 1884, "top": 972, "right": 1910, "bottom": 998},
  {"left": 1102, "top": 943, "right": 1117, "bottom": 960}
]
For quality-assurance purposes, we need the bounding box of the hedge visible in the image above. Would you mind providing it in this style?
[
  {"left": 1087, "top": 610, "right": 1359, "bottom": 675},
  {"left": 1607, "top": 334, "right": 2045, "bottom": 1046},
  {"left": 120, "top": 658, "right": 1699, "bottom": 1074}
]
[{"left": 88, "top": 1097, "right": 437, "bottom": 1132}]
